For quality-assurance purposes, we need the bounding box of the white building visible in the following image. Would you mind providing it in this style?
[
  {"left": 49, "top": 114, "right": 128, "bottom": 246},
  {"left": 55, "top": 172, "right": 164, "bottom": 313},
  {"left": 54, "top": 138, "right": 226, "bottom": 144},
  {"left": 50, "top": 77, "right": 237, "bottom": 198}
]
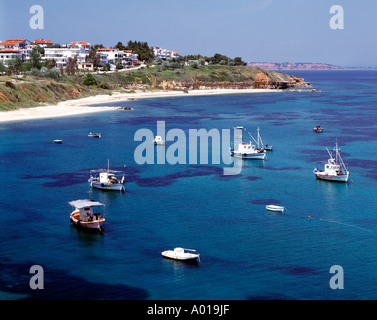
[
  {"left": 69, "top": 41, "right": 92, "bottom": 53},
  {"left": 123, "top": 50, "right": 139, "bottom": 65},
  {"left": 0, "top": 39, "right": 33, "bottom": 61},
  {"left": 153, "top": 46, "right": 179, "bottom": 60},
  {"left": 43, "top": 46, "right": 88, "bottom": 69},
  {"left": 96, "top": 48, "right": 124, "bottom": 66},
  {"left": 0, "top": 39, "right": 31, "bottom": 50},
  {"left": 0, "top": 49, "right": 23, "bottom": 64}
]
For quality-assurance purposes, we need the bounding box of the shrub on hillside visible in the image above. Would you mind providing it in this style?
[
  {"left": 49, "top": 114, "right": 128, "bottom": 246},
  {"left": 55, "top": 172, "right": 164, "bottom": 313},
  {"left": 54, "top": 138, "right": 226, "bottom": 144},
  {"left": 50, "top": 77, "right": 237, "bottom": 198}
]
[{"left": 82, "top": 73, "right": 97, "bottom": 86}]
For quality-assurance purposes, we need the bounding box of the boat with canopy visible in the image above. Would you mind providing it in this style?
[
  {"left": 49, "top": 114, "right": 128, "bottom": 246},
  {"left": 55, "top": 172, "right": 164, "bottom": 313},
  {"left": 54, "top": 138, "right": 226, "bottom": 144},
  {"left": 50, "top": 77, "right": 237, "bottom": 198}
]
[
  {"left": 88, "top": 160, "right": 126, "bottom": 192},
  {"left": 69, "top": 199, "right": 105, "bottom": 231}
]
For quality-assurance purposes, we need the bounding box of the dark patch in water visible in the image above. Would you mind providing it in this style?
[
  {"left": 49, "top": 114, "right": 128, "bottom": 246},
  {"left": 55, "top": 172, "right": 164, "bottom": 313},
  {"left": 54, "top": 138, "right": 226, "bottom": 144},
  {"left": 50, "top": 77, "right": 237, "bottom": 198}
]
[
  {"left": 0, "top": 260, "right": 149, "bottom": 300},
  {"left": 274, "top": 266, "right": 318, "bottom": 276},
  {"left": 129, "top": 165, "right": 261, "bottom": 187},
  {"left": 21, "top": 171, "right": 89, "bottom": 188},
  {"left": 243, "top": 176, "right": 262, "bottom": 181},
  {"left": 131, "top": 165, "right": 223, "bottom": 187}
]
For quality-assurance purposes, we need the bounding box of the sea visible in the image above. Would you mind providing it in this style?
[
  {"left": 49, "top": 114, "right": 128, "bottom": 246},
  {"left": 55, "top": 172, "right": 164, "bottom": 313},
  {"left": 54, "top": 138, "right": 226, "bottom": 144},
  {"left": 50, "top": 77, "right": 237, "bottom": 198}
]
[{"left": 1, "top": 70, "right": 377, "bottom": 300}]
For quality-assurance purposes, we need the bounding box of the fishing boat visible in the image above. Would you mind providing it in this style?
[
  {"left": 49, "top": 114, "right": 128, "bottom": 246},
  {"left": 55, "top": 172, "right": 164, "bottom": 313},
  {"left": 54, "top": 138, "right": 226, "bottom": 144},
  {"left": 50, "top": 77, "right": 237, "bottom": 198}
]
[
  {"left": 88, "top": 160, "right": 126, "bottom": 192},
  {"left": 154, "top": 136, "right": 164, "bottom": 145},
  {"left": 54, "top": 139, "right": 63, "bottom": 144},
  {"left": 229, "top": 126, "right": 266, "bottom": 160},
  {"left": 69, "top": 199, "right": 105, "bottom": 230},
  {"left": 161, "top": 247, "right": 200, "bottom": 263},
  {"left": 266, "top": 205, "right": 285, "bottom": 213},
  {"left": 313, "top": 126, "right": 323, "bottom": 133},
  {"left": 88, "top": 132, "right": 101, "bottom": 138},
  {"left": 313, "top": 142, "right": 349, "bottom": 183}
]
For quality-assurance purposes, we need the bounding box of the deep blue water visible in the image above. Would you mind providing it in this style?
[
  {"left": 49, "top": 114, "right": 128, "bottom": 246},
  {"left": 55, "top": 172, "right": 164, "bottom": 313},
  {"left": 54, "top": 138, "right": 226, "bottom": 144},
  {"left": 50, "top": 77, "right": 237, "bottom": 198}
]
[{"left": 1, "top": 70, "right": 377, "bottom": 300}]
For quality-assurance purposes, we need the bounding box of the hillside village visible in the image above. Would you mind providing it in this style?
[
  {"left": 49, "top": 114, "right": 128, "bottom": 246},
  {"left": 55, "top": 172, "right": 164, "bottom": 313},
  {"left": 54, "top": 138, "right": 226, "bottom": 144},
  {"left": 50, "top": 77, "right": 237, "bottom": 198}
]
[{"left": 0, "top": 38, "right": 179, "bottom": 72}]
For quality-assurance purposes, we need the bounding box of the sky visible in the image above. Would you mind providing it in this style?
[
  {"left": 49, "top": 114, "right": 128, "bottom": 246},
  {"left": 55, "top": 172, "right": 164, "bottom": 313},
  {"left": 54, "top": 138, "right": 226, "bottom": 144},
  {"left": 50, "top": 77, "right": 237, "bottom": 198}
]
[{"left": 0, "top": 0, "right": 376, "bottom": 67}]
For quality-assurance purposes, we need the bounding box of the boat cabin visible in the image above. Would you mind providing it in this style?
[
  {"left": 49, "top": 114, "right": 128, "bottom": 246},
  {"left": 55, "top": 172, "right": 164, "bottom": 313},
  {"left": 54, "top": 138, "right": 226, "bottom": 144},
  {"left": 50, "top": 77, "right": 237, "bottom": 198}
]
[
  {"left": 98, "top": 172, "right": 118, "bottom": 184},
  {"left": 69, "top": 199, "right": 105, "bottom": 223},
  {"left": 238, "top": 142, "right": 255, "bottom": 153},
  {"left": 325, "top": 159, "right": 341, "bottom": 174}
]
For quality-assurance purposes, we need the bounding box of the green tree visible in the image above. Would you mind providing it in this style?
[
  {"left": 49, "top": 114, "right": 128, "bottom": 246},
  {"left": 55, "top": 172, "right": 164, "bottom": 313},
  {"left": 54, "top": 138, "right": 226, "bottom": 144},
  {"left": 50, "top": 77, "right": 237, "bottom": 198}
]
[
  {"left": 86, "top": 50, "right": 100, "bottom": 68},
  {"left": 115, "top": 41, "right": 126, "bottom": 50},
  {"left": 30, "top": 47, "right": 43, "bottom": 69},
  {"left": 46, "top": 59, "right": 57, "bottom": 69},
  {"left": 0, "top": 61, "right": 7, "bottom": 74},
  {"left": 125, "top": 40, "right": 154, "bottom": 62},
  {"left": 82, "top": 73, "right": 97, "bottom": 86},
  {"left": 7, "top": 56, "right": 23, "bottom": 76},
  {"left": 93, "top": 44, "right": 104, "bottom": 50},
  {"left": 66, "top": 57, "right": 77, "bottom": 75},
  {"left": 234, "top": 57, "right": 247, "bottom": 66}
]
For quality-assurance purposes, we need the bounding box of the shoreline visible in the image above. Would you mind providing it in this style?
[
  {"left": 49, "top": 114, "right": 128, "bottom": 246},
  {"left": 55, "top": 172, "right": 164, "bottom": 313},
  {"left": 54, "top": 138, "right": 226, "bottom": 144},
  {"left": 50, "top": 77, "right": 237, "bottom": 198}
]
[{"left": 0, "top": 88, "right": 279, "bottom": 123}]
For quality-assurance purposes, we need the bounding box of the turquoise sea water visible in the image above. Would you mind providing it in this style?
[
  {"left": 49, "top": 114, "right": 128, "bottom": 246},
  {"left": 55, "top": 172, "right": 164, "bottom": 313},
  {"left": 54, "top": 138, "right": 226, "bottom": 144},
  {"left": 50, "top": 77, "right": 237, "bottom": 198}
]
[{"left": 1, "top": 71, "right": 377, "bottom": 300}]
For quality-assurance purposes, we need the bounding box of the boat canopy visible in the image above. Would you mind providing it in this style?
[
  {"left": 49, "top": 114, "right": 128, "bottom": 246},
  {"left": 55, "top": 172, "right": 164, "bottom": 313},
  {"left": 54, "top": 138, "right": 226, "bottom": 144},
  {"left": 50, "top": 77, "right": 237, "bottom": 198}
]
[
  {"left": 90, "top": 168, "right": 123, "bottom": 174},
  {"left": 68, "top": 199, "right": 105, "bottom": 209}
]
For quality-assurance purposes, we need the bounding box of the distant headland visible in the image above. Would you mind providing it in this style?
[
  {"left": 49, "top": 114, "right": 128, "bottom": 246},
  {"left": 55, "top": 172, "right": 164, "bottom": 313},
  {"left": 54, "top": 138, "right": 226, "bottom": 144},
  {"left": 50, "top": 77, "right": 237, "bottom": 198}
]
[{"left": 247, "top": 62, "right": 377, "bottom": 71}]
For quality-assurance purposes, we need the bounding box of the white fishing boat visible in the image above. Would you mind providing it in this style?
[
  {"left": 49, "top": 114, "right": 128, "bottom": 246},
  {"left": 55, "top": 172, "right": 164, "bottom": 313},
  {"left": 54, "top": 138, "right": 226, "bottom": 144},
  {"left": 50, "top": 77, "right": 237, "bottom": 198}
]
[
  {"left": 88, "top": 160, "right": 126, "bottom": 192},
  {"left": 54, "top": 139, "right": 63, "bottom": 144},
  {"left": 88, "top": 132, "right": 101, "bottom": 138},
  {"left": 229, "top": 126, "right": 266, "bottom": 160},
  {"left": 69, "top": 199, "right": 105, "bottom": 230},
  {"left": 154, "top": 135, "right": 164, "bottom": 145},
  {"left": 161, "top": 247, "right": 200, "bottom": 263},
  {"left": 266, "top": 205, "right": 285, "bottom": 213},
  {"left": 313, "top": 142, "right": 349, "bottom": 183}
]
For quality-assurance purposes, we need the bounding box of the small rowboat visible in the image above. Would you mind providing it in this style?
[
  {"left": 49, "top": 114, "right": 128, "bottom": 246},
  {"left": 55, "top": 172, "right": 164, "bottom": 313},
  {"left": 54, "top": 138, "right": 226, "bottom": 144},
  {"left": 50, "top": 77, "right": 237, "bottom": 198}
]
[
  {"left": 88, "top": 132, "right": 101, "bottom": 138},
  {"left": 161, "top": 247, "right": 200, "bottom": 263},
  {"left": 266, "top": 205, "right": 285, "bottom": 213},
  {"left": 54, "top": 139, "right": 63, "bottom": 144}
]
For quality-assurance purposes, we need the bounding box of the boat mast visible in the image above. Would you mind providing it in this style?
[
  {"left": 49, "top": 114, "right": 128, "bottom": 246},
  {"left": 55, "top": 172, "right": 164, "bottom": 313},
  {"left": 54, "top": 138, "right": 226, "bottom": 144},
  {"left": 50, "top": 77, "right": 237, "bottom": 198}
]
[{"left": 257, "top": 127, "right": 264, "bottom": 149}]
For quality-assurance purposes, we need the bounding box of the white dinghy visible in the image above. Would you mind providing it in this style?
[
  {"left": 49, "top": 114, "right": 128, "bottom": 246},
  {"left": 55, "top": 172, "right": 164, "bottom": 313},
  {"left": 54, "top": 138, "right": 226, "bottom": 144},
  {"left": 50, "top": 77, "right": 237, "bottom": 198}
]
[
  {"left": 266, "top": 205, "right": 285, "bottom": 213},
  {"left": 161, "top": 247, "right": 200, "bottom": 263}
]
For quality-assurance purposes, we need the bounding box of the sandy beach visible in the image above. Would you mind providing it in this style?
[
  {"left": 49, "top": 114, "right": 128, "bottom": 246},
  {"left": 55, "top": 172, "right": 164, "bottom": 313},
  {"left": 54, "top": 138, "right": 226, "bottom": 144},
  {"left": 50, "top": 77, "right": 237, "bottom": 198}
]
[{"left": 0, "top": 88, "right": 278, "bottom": 123}]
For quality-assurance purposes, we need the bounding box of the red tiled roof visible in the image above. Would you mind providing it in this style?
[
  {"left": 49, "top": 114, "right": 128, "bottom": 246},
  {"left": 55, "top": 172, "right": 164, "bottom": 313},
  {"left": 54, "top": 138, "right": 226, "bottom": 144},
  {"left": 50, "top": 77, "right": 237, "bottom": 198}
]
[
  {"left": 0, "top": 49, "right": 22, "bottom": 53},
  {"left": 70, "top": 41, "right": 91, "bottom": 47},
  {"left": 0, "top": 39, "right": 27, "bottom": 46},
  {"left": 33, "top": 39, "right": 53, "bottom": 44}
]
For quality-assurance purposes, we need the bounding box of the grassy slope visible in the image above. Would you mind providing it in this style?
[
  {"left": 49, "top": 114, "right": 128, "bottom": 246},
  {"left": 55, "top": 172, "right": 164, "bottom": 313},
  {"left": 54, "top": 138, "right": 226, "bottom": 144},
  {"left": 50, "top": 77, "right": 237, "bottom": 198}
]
[{"left": 0, "top": 66, "right": 306, "bottom": 111}]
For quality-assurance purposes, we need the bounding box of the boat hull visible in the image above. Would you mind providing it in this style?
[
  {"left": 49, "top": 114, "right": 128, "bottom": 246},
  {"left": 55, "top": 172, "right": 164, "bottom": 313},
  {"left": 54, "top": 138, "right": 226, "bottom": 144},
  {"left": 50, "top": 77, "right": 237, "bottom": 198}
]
[
  {"left": 70, "top": 214, "right": 105, "bottom": 230},
  {"left": 266, "top": 205, "right": 285, "bottom": 213},
  {"left": 233, "top": 152, "right": 266, "bottom": 160},
  {"left": 90, "top": 181, "right": 125, "bottom": 192},
  {"left": 161, "top": 251, "right": 200, "bottom": 263},
  {"left": 314, "top": 172, "right": 349, "bottom": 183}
]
